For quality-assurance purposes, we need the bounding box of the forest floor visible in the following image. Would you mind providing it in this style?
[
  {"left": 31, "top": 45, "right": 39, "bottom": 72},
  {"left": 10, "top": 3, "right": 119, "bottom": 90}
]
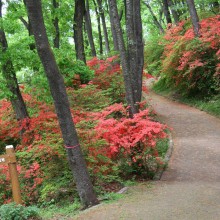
[{"left": 70, "top": 90, "right": 220, "bottom": 220}]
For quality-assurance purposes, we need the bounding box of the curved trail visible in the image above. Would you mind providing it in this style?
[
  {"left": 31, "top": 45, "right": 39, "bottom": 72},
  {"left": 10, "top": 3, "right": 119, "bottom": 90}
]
[{"left": 73, "top": 92, "right": 220, "bottom": 220}]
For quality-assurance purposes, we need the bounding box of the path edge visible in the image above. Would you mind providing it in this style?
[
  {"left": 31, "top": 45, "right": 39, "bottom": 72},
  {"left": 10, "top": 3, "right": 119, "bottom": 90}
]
[{"left": 153, "top": 132, "right": 173, "bottom": 181}]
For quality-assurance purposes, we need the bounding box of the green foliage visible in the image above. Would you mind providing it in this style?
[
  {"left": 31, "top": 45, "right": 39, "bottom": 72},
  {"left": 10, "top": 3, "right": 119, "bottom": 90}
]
[
  {"left": 147, "top": 15, "right": 220, "bottom": 98},
  {"left": 0, "top": 203, "right": 41, "bottom": 220},
  {"left": 39, "top": 200, "right": 80, "bottom": 219},
  {"left": 54, "top": 49, "right": 94, "bottom": 86},
  {"left": 68, "top": 84, "right": 111, "bottom": 112},
  {"left": 144, "top": 34, "right": 164, "bottom": 76}
]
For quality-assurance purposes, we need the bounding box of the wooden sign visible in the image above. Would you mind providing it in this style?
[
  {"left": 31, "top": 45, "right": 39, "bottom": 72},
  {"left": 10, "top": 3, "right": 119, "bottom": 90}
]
[{"left": 0, "top": 145, "right": 22, "bottom": 204}]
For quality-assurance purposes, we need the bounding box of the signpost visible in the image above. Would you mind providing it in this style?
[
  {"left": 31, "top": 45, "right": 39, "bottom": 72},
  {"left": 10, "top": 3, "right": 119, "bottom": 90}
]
[{"left": 0, "top": 145, "right": 22, "bottom": 204}]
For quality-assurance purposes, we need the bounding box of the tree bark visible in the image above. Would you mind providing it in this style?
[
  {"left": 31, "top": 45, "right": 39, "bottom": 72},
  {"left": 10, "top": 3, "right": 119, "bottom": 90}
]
[
  {"left": 25, "top": 0, "right": 99, "bottom": 208},
  {"left": 0, "top": 0, "right": 29, "bottom": 123},
  {"left": 97, "top": 0, "right": 110, "bottom": 54},
  {"left": 52, "top": 0, "right": 60, "bottom": 48},
  {"left": 73, "top": 0, "right": 86, "bottom": 63},
  {"left": 163, "top": 0, "right": 172, "bottom": 24},
  {"left": 23, "top": 0, "right": 35, "bottom": 50},
  {"left": 108, "top": 1, "right": 119, "bottom": 51},
  {"left": 84, "top": 0, "right": 96, "bottom": 57},
  {"left": 108, "top": 0, "right": 138, "bottom": 116},
  {"left": 168, "top": 0, "right": 179, "bottom": 24},
  {"left": 211, "top": 1, "right": 220, "bottom": 13},
  {"left": 186, "top": 0, "right": 200, "bottom": 37},
  {"left": 143, "top": 1, "right": 165, "bottom": 33},
  {"left": 126, "top": 0, "right": 143, "bottom": 104},
  {"left": 93, "top": 0, "right": 103, "bottom": 55}
]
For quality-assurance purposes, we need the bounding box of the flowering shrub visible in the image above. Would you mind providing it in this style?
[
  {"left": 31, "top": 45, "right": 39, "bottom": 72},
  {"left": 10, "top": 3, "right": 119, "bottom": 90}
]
[
  {"left": 87, "top": 56, "right": 125, "bottom": 103},
  {"left": 0, "top": 56, "right": 167, "bottom": 205},
  {"left": 94, "top": 103, "right": 167, "bottom": 177},
  {"left": 161, "top": 15, "right": 220, "bottom": 96}
]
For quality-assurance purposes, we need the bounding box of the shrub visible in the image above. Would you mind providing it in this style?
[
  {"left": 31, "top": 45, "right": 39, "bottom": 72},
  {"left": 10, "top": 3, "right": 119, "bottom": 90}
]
[
  {"left": 146, "top": 15, "right": 220, "bottom": 98},
  {"left": 87, "top": 56, "right": 125, "bottom": 103},
  {"left": 0, "top": 55, "right": 167, "bottom": 205},
  {"left": 161, "top": 16, "right": 220, "bottom": 97},
  {"left": 94, "top": 103, "right": 167, "bottom": 178},
  {"left": 0, "top": 203, "right": 41, "bottom": 220}
]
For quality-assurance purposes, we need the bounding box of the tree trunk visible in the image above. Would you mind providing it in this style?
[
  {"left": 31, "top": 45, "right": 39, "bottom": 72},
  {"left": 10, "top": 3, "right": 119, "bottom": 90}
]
[
  {"left": 143, "top": 1, "right": 165, "bottom": 34},
  {"left": 0, "top": 0, "right": 29, "bottom": 123},
  {"left": 108, "top": 0, "right": 138, "bottom": 116},
  {"left": 212, "top": 1, "right": 220, "bottom": 13},
  {"left": 23, "top": 0, "right": 35, "bottom": 50},
  {"left": 186, "top": 0, "right": 200, "bottom": 37},
  {"left": 108, "top": 1, "right": 119, "bottom": 51},
  {"left": 52, "top": 0, "right": 60, "bottom": 48},
  {"left": 84, "top": 0, "right": 96, "bottom": 57},
  {"left": 25, "top": 0, "right": 99, "bottom": 208},
  {"left": 168, "top": 0, "right": 179, "bottom": 24},
  {"left": 93, "top": 0, "right": 103, "bottom": 55},
  {"left": 163, "top": 0, "right": 172, "bottom": 24},
  {"left": 126, "top": 0, "right": 143, "bottom": 104},
  {"left": 97, "top": 0, "right": 110, "bottom": 54},
  {"left": 73, "top": 0, "right": 86, "bottom": 63}
]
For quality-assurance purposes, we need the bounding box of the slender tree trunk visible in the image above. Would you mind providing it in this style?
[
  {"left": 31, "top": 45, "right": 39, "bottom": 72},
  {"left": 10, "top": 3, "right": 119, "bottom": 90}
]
[
  {"left": 23, "top": 0, "right": 35, "bottom": 50},
  {"left": 212, "top": 1, "right": 220, "bottom": 13},
  {"left": 108, "top": 2, "right": 119, "bottom": 51},
  {"left": 108, "top": 0, "right": 137, "bottom": 116},
  {"left": 168, "top": 0, "right": 179, "bottom": 24},
  {"left": 52, "top": 0, "right": 60, "bottom": 48},
  {"left": 25, "top": 0, "right": 98, "bottom": 208},
  {"left": 126, "top": 0, "right": 143, "bottom": 104},
  {"left": 73, "top": 0, "right": 86, "bottom": 63},
  {"left": 93, "top": 0, "right": 103, "bottom": 55},
  {"left": 97, "top": 0, "right": 110, "bottom": 54},
  {"left": 84, "top": 0, "right": 96, "bottom": 57},
  {"left": 143, "top": 1, "right": 165, "bottom": 33},
  {"left": 186, "top": 0, "right": 200, "bottom": 37},
  {"left": 0, "top": 0, "right": 29, "bottom": 124},
  {"left": 163, "top": 0, "right": 172, "bottom": 24}
]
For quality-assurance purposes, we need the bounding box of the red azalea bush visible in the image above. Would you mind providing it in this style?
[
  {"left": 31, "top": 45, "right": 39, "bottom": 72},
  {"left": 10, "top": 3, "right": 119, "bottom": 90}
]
[
  {"left": 0, "top": 56, "right": 167, "bottom": 205},
  {"left": 87, "top": 56, "right": 125, "bottom": 103},
  {"left": 161, "top": 15, "right": 220, "bottom": 96}
]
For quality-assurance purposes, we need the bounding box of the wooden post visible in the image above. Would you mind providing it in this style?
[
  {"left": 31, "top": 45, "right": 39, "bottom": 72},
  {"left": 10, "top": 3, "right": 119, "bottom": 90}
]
[{"left": 6, "top": 145, "right": 22, "bottom": 204}]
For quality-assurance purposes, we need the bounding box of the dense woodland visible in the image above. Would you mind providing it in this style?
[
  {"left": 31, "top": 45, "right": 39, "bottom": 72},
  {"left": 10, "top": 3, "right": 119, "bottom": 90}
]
[{"left": 0, "top": 0, "right": 219, "bottom": 218}]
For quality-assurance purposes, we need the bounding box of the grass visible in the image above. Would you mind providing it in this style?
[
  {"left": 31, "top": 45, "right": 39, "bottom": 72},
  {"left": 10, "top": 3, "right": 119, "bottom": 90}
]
[
  {"left": 152, "top": 79, "right": 220, "bottom": 118},
  {"left": 156, "top": 137, "right": 169, "bottom": 158},
  {"left": 39, "top": 191, "right": 126, "bottom": 220},
  {"left": 39, "top": 200, "right": 81, "bottom": 220}
]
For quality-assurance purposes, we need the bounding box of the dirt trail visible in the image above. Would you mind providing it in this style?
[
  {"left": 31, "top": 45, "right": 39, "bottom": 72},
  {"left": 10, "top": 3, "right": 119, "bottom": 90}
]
[{"left": 73, "top": 92, "right": 220, "bottom": 220}]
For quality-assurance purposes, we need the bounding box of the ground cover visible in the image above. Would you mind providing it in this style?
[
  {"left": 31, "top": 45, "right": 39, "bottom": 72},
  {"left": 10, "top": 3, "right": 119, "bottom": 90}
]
[{"left": 0, "top": 56, "right": 168, "bottom": 219}]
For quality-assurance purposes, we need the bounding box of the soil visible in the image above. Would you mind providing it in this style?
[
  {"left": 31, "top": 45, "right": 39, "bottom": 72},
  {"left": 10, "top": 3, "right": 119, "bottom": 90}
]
[{"left": 71, "top": 91, "right": 220, "bottom": 220}]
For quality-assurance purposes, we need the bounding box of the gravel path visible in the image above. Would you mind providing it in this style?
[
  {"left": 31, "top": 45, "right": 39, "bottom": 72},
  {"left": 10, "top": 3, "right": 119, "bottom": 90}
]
[{"left": 73, "top": 92, "right": 220, "bottom": 220}]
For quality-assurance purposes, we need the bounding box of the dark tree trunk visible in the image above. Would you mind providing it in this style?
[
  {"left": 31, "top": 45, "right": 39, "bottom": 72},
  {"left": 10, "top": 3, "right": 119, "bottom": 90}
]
[
  {"left": 186, "top": 0, "right": 200, "bottom": 37},
  {"left": 84, "top": 0, "right": 96, "bottom": 57},
  {"left": 212, "top": 1, "right": 220, "bottom": 13},
  {"left": 143, "top": 1, "right": 165, "bottom": 33},
  {"left": 0, "top": 0, "right": 29, "bottom": 123},
  {"left": 25, "top": 0, "right": 98, "bottom": 208},
  {"left": 126, "top": 0, "right": 143, "bottom": 104},
  {"left": 73, "top": 0, "right": 86, "bottom": 63},
  {"left": 23, "top": 0, "right": 35, "bottom": 50},
  {"left": 168, "top": 0, "right": 179, "bottom": 24},
  {"left": 96, "top": 0, "right": 110, "bottom": 54},
  {"left": 108, "top": 1, "right": 119, "bottom": 51},
  {"left": 108, "top": 0, "right": 138, "bottom": 116},
  {"left": 93, "top": 0, "right": 103, "bottom": 55},
  {"left": 163, "top": 0, "right": 172, "bottom": 24},
  {"left": 52, "top": 0, "right": 60, "bottom": 48}
]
